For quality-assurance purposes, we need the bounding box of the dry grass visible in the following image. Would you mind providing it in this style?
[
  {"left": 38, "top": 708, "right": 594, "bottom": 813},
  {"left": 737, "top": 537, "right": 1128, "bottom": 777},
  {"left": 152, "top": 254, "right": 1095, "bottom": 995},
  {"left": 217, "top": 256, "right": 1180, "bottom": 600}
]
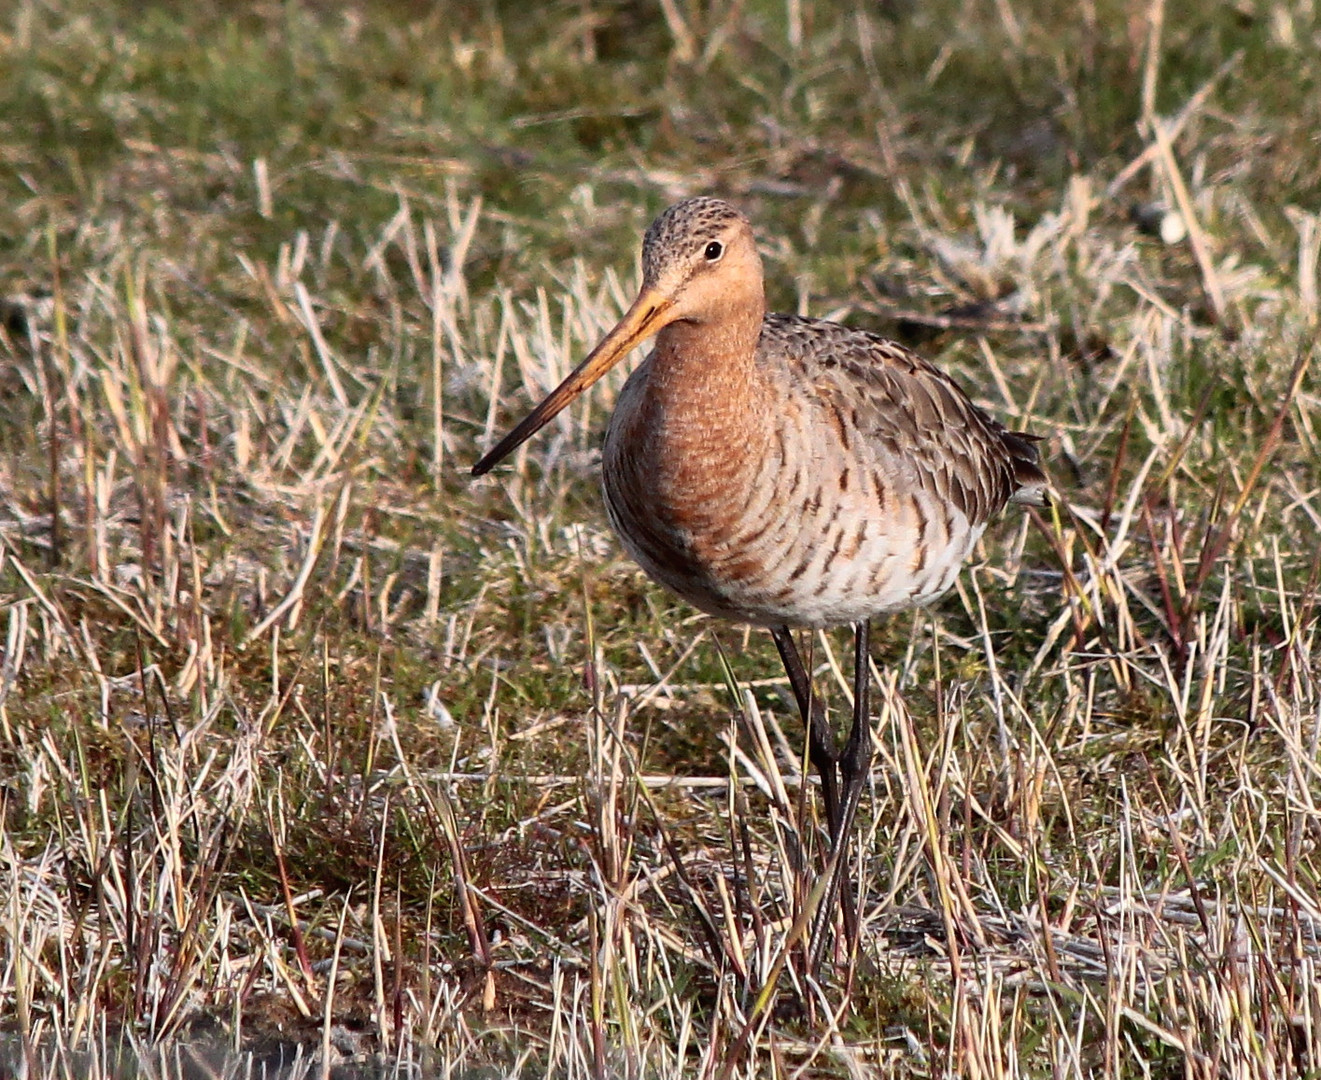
[{"left": 2, "top": 0, "right": 1321, "bottom": 1076}]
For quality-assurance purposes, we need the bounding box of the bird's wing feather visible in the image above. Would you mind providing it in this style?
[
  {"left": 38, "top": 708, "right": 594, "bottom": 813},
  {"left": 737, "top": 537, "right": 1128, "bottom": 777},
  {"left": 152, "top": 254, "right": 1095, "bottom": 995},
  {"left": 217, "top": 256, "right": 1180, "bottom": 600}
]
[{"left": 760, "top": 314, "right": 1046, "bottom": 524}]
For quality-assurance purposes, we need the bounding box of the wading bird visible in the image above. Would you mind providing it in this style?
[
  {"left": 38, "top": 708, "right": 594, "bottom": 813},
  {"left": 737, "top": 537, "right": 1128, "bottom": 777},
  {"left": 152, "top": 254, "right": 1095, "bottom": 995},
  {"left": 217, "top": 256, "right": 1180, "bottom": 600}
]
[{"left": 473, "top": 197, "right": 1047, "bottom": 966}]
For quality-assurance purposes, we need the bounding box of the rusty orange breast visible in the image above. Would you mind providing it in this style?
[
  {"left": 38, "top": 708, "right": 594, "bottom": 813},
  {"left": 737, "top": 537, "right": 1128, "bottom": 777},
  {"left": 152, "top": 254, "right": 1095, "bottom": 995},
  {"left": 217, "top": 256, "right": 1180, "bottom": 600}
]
[{"left": 601, "top": 333, "right": 781, "bottom": 622}]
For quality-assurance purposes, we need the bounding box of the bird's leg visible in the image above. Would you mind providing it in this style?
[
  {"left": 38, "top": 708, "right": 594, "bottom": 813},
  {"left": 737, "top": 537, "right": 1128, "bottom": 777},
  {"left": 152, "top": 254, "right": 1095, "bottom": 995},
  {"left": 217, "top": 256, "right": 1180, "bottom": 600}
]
[
  {"left": 806, "top": 620, "right": 874, "bottom": 967},
  {"left": 771, "top": 626, "right": 841, "bottom": 839},
  {"left": 839, "top": 619, "right": 873, "bottom": 853},
  {"left": 772, "top": 624, "right": 872, "bottom": 971}
]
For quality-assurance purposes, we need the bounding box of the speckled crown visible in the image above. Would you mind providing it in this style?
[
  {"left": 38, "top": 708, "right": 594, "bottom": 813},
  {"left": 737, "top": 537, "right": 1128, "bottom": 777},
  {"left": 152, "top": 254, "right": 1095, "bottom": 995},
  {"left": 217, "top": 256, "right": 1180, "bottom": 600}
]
[{"left": 641, "top": 197, "right": 748, "bottom": 282}]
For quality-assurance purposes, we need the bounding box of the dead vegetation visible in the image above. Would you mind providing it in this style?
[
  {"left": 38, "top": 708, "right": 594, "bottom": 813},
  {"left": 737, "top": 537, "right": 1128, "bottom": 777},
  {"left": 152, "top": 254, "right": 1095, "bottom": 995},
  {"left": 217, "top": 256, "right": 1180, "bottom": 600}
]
[{"left": 2, "top": 0, "right": 1321, "bottom": 1076}]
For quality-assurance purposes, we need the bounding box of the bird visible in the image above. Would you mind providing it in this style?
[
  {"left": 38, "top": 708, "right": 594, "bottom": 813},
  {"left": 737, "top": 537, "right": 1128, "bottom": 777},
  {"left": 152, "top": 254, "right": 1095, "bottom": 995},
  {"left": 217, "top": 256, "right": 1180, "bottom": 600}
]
[{"left": 472, "top": 197, "right": 1047, "bottom": 967}]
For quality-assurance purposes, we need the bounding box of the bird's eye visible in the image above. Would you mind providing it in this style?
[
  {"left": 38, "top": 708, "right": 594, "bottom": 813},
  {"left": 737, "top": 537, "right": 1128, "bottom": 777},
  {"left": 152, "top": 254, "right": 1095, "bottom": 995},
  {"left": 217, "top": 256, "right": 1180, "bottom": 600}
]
[{"left": 704, "top": 241, "right": 724, "bottom": 261}]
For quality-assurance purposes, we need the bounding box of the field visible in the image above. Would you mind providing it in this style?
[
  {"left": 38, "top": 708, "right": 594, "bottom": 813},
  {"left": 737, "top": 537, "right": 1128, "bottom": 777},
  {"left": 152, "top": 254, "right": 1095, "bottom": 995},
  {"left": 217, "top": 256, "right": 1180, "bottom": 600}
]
[{"left": 2, "top": 0, "right": 1321, "bottom": 1076}]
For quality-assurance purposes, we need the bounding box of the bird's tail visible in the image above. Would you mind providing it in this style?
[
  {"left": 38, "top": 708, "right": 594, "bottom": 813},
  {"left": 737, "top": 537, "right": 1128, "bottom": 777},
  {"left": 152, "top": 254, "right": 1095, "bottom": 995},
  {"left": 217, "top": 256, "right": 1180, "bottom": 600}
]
[{"left": 1004, "top": 431, "right": 1050, "bottom": 507}]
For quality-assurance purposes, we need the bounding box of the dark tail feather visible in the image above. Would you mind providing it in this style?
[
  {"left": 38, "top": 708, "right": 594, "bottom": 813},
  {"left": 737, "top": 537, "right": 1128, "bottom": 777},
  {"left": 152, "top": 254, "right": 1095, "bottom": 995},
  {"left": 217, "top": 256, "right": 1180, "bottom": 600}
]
[{"left": 1005, "top": 430, "right": 1050, "bottom": 507}]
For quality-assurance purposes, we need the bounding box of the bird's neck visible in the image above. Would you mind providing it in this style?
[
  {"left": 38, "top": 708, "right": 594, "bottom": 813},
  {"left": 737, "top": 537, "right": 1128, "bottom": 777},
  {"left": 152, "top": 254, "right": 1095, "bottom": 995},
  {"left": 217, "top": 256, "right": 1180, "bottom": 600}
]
[
  {"left": 650, "top": 301, "right": 764, "bottom": 410},
  {"left": 652, "top": 307, "right": 766, "bottom": 409},
  {"left": 642, "top": 305, "right": 769, "bottom": 472}
]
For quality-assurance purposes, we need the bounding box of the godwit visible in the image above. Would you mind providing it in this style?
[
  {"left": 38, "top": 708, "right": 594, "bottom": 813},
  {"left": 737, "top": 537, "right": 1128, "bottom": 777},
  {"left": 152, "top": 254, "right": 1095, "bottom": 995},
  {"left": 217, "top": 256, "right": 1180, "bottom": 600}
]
[{"left": 473, "top": 197, "right": 1047, "bottom": 964}]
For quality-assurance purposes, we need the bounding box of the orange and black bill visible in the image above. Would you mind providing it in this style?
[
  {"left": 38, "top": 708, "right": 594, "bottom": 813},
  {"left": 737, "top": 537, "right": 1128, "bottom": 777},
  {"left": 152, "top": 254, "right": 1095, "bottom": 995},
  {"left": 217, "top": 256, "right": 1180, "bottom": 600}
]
[{"left": 471, "top": 287, "right": 674, "bottom": 477}]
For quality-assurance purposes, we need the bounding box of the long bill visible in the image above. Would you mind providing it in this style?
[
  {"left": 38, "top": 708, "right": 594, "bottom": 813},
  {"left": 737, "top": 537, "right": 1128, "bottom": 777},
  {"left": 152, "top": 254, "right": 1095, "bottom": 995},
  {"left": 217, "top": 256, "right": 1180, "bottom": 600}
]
[{"left": 471, "top": 286, "right": 675, "bottom": 477}]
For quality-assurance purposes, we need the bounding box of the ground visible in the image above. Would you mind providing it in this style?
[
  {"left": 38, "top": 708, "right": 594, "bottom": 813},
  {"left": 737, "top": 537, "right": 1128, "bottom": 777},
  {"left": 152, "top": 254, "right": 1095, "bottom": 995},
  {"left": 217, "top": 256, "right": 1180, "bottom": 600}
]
[{"left": 1, "top": 1, "right": 1320, "bottom": 1077}]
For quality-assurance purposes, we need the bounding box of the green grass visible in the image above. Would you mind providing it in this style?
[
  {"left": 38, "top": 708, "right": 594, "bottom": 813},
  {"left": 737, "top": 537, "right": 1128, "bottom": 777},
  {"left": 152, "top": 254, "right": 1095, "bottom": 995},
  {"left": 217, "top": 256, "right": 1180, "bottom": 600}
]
[{"left": 2, "top": 0, "right": 1321, "bottom": 1076}]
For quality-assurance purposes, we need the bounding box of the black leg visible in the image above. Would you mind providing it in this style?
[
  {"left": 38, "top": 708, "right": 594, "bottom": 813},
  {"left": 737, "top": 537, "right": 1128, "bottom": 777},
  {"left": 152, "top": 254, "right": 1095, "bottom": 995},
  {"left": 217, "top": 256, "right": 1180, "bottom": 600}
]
[
  {"left": 772, "top": 623, "right": 874, "bottom": 970},
  {"left": 839, "top": 619, "right": 874, "bottom": 852},
  {"left": 771, "top": 626, "right": 841, "bottom": 840},
  {"left": 806, "top": 621, "right": 873, "bottom": 967}
]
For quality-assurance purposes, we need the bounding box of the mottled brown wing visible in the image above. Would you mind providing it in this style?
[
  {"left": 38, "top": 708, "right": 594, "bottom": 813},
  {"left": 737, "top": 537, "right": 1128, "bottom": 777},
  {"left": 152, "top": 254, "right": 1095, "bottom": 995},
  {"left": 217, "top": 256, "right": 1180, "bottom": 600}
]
[{"left": 762, "top": 314, "right": 1046, "bottom": 524}]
